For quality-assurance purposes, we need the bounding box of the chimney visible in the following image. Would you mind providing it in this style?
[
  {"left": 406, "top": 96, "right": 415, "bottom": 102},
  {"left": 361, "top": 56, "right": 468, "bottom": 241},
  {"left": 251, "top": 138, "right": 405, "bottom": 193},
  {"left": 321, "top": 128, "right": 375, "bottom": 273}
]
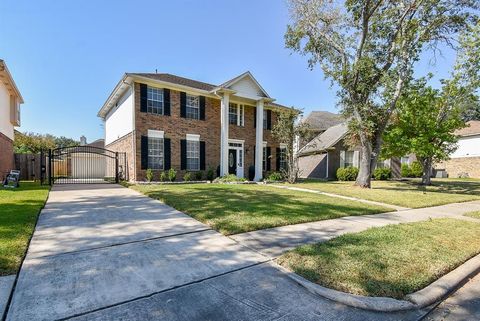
[{"left": 80, "top": 135, "right": 87, "bottom": 146}]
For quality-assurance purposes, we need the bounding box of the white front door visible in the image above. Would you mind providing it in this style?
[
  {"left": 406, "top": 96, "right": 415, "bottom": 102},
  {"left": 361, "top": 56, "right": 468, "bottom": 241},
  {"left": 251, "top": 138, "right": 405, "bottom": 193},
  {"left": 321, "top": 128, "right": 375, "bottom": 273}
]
[{"left": 228, "top": 140, "right": 244, "bottom": 178}]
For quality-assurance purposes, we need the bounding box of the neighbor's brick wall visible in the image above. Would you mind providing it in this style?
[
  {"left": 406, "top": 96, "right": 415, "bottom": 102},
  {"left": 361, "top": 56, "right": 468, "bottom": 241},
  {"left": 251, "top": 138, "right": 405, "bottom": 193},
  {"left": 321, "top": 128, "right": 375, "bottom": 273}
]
[
  {"left": 106, "top": 132, "right": 135, "bottom": 181},
  {"left": 0, "top": 132, "right": 14, "bottom": 180},
  {"left": 437, "top": 157, "right": 480, "bottom": 179},
  {"left": 133, "top": 82, "right": 281, "bottom": 181}
]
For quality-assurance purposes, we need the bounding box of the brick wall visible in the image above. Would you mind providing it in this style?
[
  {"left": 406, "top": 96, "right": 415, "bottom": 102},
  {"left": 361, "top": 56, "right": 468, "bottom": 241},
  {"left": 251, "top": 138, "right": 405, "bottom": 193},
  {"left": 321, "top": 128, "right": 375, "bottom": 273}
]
[
  {"left": 0, "top": 132, "right": 14, "bottom": 180},
  {"left": 106, "top": 132, "right": 135, "bottom": 181},
  {"left": 133, "top": 82, "right": 281, "bottom": 181},
  {"left": 437, "top": 157, "right": 480, "bottom": 178}
]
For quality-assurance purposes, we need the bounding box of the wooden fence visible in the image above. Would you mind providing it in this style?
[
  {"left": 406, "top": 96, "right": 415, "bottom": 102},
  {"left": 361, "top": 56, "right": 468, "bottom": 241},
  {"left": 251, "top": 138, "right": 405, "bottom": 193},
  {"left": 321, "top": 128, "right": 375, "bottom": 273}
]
[{"left": 14, "top": 153, "right": 43, "bottom": 180}]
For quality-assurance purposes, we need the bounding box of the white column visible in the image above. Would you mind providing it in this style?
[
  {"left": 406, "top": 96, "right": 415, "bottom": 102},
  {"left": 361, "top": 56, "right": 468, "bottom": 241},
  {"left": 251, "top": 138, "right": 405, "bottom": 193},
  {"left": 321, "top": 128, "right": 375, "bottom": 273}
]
[
  {"left": 220, "top": 93, "right": 230, "bottom": 176},
  {"left": 254, "top": 99, "right": 264, "bottom": 181}
]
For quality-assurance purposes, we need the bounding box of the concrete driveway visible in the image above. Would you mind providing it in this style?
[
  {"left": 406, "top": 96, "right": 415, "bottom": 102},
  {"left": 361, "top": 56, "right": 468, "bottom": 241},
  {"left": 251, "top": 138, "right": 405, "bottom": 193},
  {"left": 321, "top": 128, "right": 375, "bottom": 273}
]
[{"left": 6, "top": 184, "right": 426, "bottom": 321}]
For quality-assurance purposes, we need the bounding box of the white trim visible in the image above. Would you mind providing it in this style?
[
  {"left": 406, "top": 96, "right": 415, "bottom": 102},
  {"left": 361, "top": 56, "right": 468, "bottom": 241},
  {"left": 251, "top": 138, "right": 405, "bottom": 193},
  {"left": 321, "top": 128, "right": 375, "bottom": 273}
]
[
  {"left": 186, "top": 133, "right": 200, "bottom": 141},
  {"left": 263, "top": 141, "right": 267, "bottom": 147},
  {"left": 229, "top": 138, "right": 245, "bottom": 144},
  {"left": 148, "top": 130, "right": 164, "bottom": 139},
  {"left": 280, "top": 143, "right": 287, "bottom": 149}
]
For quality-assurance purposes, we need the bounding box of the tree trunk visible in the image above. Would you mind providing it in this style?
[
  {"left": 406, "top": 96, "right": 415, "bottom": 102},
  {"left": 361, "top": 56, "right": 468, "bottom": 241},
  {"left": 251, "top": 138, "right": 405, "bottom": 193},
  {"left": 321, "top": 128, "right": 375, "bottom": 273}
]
[
  {"left": 420, "top": 157, "right": 432, "bottom": 185},
  {"left": 355, "top": 143, "right": 372, "bottom": 188}
]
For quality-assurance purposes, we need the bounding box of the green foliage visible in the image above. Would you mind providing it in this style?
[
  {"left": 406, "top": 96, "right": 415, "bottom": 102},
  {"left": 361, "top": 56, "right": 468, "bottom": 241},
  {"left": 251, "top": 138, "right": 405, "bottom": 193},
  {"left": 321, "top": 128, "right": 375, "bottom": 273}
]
[
  {"left": 159, "top": 171, "right": 168, "bottom": 182},
  {"left": 409, "top": 161, "right": 423, "bottom": 178},
  {"left": 14, "top": 131, "right": 80, "bottom": 154},
  {"left": 183, "top": 172, "right": 192, "bottom": 182},
  {"left": 206, "top": 167, "right": 215, "bottom": 181},
  {"left": 213, "top": 174, "right": 247, "bottom": 183},
  {"left": 401, "top": 164, "right": 411, "bottom": 178},
  {"left": 194, "top": 171, "right": 203, "bottom": 181},
  {"left": 373, "top": 168, "right": 392, "bottom": 180},
  {"left": 336, "top": 167, "right": 359, "bottom": 181},
  {"left": 266, "top": 172, "right": 284, "bottom": 182},
  {"left": 167, "top": 168, "right": 177, "bottom": 182},
  {"left": 145, "top": 169, "right": 154, "bottom": 182}
]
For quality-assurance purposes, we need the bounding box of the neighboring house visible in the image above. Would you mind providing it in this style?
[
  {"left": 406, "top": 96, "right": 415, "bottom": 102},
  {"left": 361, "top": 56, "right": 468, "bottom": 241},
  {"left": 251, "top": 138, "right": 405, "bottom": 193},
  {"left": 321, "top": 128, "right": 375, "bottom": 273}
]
[
  {"left": 0, "top": 60, "right": 23, "bottom": 179},
  {"left": 436, "top": 120, "right": 480, "bottom": 178},
  {"left": 297, "top": 122, "right": 402, "bottom": 179},
  {"left": 98, "top": 71, "right": 289, "bottom": 181},
  {"left": 300, "top": 111, "right": 344, "bottom": 148}
]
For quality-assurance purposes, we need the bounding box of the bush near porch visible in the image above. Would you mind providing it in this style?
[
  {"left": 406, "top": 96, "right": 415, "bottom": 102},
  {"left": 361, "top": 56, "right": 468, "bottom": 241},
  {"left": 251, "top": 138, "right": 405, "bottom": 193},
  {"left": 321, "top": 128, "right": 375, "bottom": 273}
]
[
  {"left": 277, "top": 218, "right": 480, "bottom": 299},
  {"left": 0, "top": 182, "right": 50, "bottom": 275},
  {"left": 131, "top": 183, "right": 389, "bottom": 235}
]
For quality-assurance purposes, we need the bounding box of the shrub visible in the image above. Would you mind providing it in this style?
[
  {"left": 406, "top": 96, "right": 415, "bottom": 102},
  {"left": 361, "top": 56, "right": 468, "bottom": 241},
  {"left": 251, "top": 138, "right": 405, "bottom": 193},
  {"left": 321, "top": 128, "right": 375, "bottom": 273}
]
[
  {"left": 373, "top": 167, "right": 392, "bottom": 180},
  {"left": 401, "top": 164, "right": 411, "bottom": 178},
  {"left": 214, "top": 174, "right": 247, "bottom": 183},
  {"left": 248, "top": 165, "right": 255, "bottom": 181},
  {"left": 410, "top": 161, "right": 423, "bottom": 178},
  {"left": 266, "top": 171, "right": 284, "bottom": 181},
  {"left": 146, "top": 168, "right": 153, "bottom": 182},
  {"left": 336, "top": 167, "right": 359, "bottom": 181},
  {"left": 183, "top": 172, "right": 192, "bottom": 182},
  {"left": 195, "top": 171, "right": 203, "bottom": 181},
  {"left": 206, "top": 167, "right": 215, "bottom": 181},
  {"left": 159, "top": 171, "right": 168, "bottom": 182},
  {"left": 168, "top": 168, "right": 177, "bottom": 182}
]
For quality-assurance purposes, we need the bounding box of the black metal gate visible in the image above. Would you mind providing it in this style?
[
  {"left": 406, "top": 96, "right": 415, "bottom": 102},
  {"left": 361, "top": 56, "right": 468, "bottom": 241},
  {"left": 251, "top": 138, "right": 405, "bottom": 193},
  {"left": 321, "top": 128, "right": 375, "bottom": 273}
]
[{"left": 46, "top": 146, "right": 126, "bottom": 185}]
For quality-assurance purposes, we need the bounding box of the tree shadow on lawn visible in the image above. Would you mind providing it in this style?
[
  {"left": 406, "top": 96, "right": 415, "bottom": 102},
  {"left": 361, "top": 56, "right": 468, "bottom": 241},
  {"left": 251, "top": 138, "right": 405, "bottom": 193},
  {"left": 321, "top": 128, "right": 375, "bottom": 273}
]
[
  {"left": 142, "top": 186, "right": 387, "bottom": 235},
  {"left": 376, "top": 179, "right": 480, "bottom": 195}
]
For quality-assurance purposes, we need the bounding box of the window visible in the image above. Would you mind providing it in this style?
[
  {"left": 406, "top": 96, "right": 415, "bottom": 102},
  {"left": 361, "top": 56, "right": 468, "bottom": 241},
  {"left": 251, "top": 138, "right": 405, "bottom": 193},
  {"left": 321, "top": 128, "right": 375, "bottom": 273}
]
[
  {"left": 148, "top": 137, "right": 164, "bottom": 170},
  {"left": 263, "top": 146, "right": 267, "bottom": 171},
  {"left": 401, "top": 156, "right": 410, "bottom": 165},
  {"left": 147, "top": 86, "right": 164, "bottom": 114},
  {"left": 279, "top": 147, "right": 287, "bottom": 171},
  {"left": 344, "top": 151, "right": 354, "bottom": 168},
  {"left": 229, "top": 103, "right": 244, "bottom": 126},
  {"left": 229, "top": 103, "right": 238, "bottom": 124},
  {"left": 263, "top": 109, "right": 268, "bottom": 129},
  {"left": 186, "top": 140, "right": 200, "bottom": 171},
  {"left": 186, "top": 94, "right": 200, "bottom": 119},
  {"left": 376, "top": 159, "right": 390, "bottom": 169}
]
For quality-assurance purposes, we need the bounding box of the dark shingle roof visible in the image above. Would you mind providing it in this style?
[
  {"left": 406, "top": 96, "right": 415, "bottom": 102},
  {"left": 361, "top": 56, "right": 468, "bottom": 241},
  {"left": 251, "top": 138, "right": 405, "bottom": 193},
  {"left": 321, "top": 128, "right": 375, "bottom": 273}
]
[
  {"left": 298, "top": 122, "right": 348, "bottom": 155},
  {"left": 303, "top": 111, "right": 344, "bottom": 132},
  {"left": 128, "top": 73, "right": 216, "bottom": 91}
]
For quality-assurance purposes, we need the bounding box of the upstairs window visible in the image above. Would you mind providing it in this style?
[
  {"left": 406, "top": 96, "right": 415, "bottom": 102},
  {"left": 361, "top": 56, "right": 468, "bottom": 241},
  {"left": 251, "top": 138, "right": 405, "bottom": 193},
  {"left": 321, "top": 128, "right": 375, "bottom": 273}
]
[
  {"left": 229, "top": 103, "right": 238, "bottom": 125},
  {"left": 147, "top": 86, "right": 164, "bottom": 115},
  {"left": 263, "top": 109, "right": 268, "bottom": 129},
  {"left": 186, "top": 94, "right": 200, "bottom": 119}
]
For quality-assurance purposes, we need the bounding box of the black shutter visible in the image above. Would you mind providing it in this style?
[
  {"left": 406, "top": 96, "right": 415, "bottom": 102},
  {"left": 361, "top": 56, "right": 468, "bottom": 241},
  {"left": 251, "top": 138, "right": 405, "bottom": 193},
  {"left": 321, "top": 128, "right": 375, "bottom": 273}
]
[
  {"left": 164, "top": 138, "right": 171, "bottom": 170},
  {"left": 253, "top": 145, "right": 255, "bottom": 166},
  {"left": 254, "top": 108, "right": 257, "bottom": 128},
  {"left": 200, "top": 141, "right": 206, "bottom": 170},
  {"left": 199, "top": 96, "right": 206, "bottom": 120},
  {"left": 141, "top": 135, "right": 148, "bottom": 169},
  {"left": 266, "top": 147, "right": 271, "bottom": 171},
  {"left": 276, "top": 147, "right": 281, "bottom": 171},
  {"left": 267, "top": 110, "right": 272, "bottom": 130},
  {"left": 180, "top": 139, "right": 187, "bottom": 170},
  {"left": 140, "top": 84, "right": 148, "bottom": 112},
  {"left": 180, "top": 92, "right": 187, "bottom": 118},
  {"left": 164, "top": 89, "right": 171, "bottom": 116}
]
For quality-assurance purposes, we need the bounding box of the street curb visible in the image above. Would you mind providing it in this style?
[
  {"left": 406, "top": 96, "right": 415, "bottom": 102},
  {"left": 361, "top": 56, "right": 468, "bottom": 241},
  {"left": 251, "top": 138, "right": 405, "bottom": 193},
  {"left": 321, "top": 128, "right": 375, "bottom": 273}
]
[{"left": 273, "top": 252, "right": 480, "bottom": 312}]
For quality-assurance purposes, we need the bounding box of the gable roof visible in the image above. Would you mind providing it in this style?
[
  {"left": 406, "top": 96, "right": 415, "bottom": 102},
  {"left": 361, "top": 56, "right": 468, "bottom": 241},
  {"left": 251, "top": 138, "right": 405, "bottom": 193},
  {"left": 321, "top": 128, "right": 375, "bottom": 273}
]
[
  {"left": 0, "top": 59, "right": 24, "bottom": 103},
  {"left": 456, "top": 120, "right": 480, "bottom": 137},
  {"left": 128, "top": 73, "right": 216, "bottom": 92},
  {"left": 217, "top": 71, "right": 271, "bottom": 98},
  {"left": 303, "top": 111, "right": 344, "bottom": 132},
  {"left": 298, "top": 122, "right": 348, "bottom": 156}
]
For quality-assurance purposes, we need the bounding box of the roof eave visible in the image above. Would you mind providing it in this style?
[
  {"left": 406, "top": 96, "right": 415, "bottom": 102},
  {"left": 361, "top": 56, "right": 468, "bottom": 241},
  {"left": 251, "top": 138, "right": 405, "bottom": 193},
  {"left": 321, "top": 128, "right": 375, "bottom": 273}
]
[{"left": 0, "top": 60, "right": 24, "bottom": 104}]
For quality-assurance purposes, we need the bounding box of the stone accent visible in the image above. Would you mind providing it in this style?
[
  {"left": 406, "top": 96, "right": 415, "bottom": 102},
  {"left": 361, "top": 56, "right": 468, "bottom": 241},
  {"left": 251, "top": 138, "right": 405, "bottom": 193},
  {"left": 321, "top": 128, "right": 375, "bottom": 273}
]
[
  {"left": 132, "top": 83, "right": 281, "bottom": 181},
  {"left": 106, "top": 132, "right": 135, "bottom": 181},
  {"left": 437, "top": 157, "right": 480, "bottom": 179},
  {"left": 0, "top": 132, "right": 14, "bottom": 180}
]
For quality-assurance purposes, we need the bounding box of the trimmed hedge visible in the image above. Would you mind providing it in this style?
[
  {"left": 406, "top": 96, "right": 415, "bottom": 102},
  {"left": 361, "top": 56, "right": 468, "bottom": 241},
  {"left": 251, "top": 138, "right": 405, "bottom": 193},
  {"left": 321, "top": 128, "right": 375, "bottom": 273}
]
[
  {"left": 373, "top": 167, "right": 392, "bottom": 180},
  {"left": 336, "top": 167, "right": 359, "bottom": 181}
]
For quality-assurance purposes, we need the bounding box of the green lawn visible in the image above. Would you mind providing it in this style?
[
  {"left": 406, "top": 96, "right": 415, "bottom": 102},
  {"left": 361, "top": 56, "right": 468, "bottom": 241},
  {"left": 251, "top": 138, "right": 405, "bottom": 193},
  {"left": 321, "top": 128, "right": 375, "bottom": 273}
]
[
  {"left": 277, "top": 218, "right": 480, "bottom": 299},
  {"left": 464, "top": 211, "right": 480, "bottom": 219},
  {"left": 132, "top": 183, "right": 389, "bottom": 235},
  {"left": 291, "top": 178, "right": 480, "bottom": 208},
  {"left": 0, "top": 182, "right": 50, "bottom": 275}
]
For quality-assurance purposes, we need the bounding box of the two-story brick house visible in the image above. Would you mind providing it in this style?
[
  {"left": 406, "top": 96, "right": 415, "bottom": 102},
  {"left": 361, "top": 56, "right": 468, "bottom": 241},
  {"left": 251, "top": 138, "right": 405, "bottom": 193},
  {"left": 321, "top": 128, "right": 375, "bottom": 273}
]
[
  {"left": 0, "top": 60, "right": 23, "bottom": 179},
  {"left": 98, "top": 71, "right": 289, "bottom": 181}
]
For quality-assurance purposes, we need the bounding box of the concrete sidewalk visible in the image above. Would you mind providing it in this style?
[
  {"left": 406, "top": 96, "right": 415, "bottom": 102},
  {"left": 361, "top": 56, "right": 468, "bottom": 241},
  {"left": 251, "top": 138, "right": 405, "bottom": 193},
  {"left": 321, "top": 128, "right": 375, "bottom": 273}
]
[
  {"left": 4, "top": 184, "right": 426, "bottom": 321},
  {"left": 231, "top": 200, "right": 480, "bottom": 257}
]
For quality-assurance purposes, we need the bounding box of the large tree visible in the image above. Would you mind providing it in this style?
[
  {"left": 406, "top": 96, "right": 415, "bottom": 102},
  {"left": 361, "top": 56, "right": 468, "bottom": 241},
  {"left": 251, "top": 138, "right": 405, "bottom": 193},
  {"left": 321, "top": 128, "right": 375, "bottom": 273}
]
[
  {"left": 285, "top": 0, "right": 479, "bottom": 187},
  {"left": 14, "top": 131, "right": 80, "bottom": 154}
]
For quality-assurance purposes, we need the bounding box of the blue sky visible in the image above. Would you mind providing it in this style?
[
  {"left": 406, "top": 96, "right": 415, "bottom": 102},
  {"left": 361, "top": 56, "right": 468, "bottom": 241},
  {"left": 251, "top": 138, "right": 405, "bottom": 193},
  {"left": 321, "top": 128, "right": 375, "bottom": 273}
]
[{"left": 1, "top": 0, "right": 456, "bottom": 142}]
